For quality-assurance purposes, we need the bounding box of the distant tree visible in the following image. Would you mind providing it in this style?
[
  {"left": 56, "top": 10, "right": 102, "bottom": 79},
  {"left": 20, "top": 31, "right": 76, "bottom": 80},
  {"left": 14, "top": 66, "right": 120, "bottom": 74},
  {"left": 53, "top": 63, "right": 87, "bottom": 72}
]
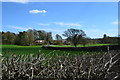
[
  {"left": 79, "top": 37, "right": 88, "bottom": 47},
  {"left": 103, "top": 34, "right": 109, "bottom": 44},
  {"left": 16, "top": 31, "right": 29, "bottom": 46},
  {"left": 33, "top": 30, "right": 53, "bottom": 45},
  {"left": 103, "top": 34, "right": 107, "bottom": 38},
  {"left": 56, "top": 34, "right": 62, "bottom": 40},
  {"left": 33, "top": 29, "right": 39, "bottom": 40},
  {"left": 0, "top": 32, "right": 2, "bottom": 44},
  {"left": 37, "top": 30, "right": 45, "bottom": 40},
  {"left": 62, "top": 28, "right": 86, "bottom": 47},
  {"left": 55, "top": 34, "right": 63, "bottom": 45},
  {"left": 2, "top": 31, "right": 4, "bottom": 34},
  {"left": 2, "top": 31, "right": 16, "bottom": 44},
  {"left": 45, "top": 32, "right": 53, "bottom": 46},
  {"left": 27, "top": 29, "right": 34, "bottom": 45},
  {"left": 1, "top": 29, "right": 53, "bottom": 46}
]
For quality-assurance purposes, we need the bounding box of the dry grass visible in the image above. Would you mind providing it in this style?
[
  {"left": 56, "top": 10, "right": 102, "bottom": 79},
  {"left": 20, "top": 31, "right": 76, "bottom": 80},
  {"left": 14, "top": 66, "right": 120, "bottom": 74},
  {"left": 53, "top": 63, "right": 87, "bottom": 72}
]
[{"left": 1, "top": 50, "right": 120, "bottom": 80}]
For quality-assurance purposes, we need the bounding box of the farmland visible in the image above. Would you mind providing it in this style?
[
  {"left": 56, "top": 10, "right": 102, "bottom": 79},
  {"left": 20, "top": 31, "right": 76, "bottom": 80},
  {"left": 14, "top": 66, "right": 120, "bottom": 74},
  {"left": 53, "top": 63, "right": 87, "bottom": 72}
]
[
  {"left": 1, "top": 45, "right": 120, "bottom": 79},
  {"left": 51, "top": 44, "right": 111, "bottom": 47},
  {"left": 1, "top": 44, "right": 120, "bottom": 80},
  {"left": 2, "top": 2, "right": 119, "bottom": 79},
  {"left": 2, "top": 44, "right": 111, "bottom": 57}
]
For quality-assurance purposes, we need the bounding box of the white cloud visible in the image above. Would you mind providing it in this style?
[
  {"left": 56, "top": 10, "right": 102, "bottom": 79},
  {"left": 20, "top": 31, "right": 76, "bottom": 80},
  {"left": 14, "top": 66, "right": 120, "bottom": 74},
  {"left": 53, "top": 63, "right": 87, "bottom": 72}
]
[
  {"left": 40, "top": 28, "right": 63, "bottom": 32},
  {"left": 39, "top": 23, "right": 50, "bottom": 26},
  {"left": 37, "top": 22, "right": 82, "bottom": 27},
  {"left": 12, "top": 26, "right": 32, "bottom": 30},
  {"left": 112, "top": 21, "right": 118, "bottom": 25},
  {"left": 29, "top": 9, "right": 47, "bottom": 14},
  {"left": 2, "top": 0, "right": 29, "bottom": 3},
  {"left": 112, "top": 20, "right": 120, "bottom": 25},
  {"left": 85, "top": 29, "right": 101, "bottom": 33},
  {"left": 54, "top": 22, "right": 82, "bottom": 27}
]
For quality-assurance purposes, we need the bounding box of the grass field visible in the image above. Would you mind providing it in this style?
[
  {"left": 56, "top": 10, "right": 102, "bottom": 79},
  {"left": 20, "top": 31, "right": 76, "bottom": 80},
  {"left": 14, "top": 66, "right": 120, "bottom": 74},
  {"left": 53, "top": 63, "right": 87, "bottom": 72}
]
[
  {"left": 1, "top": 44, "right": 110, "bottom": 57},
  {"left": 51, "top": 44, "right": 110, "bottom": 47}
]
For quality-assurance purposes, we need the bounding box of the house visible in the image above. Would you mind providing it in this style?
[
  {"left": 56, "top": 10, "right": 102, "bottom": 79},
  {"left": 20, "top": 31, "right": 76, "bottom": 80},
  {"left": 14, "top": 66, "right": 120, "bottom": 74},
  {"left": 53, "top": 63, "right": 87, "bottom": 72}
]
[
  {"left": 34, "top": 40, "right": 45, "bottom": 44},
  {"left": 62, "top": 40, "right": 71, "bottom": 45}
]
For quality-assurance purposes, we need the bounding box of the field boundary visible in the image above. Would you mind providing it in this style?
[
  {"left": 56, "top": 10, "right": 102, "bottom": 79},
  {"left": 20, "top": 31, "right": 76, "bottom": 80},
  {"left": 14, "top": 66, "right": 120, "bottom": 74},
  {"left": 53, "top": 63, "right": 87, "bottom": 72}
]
[{"left": 42, "top": 45, "right": 120, "bottom": 51}]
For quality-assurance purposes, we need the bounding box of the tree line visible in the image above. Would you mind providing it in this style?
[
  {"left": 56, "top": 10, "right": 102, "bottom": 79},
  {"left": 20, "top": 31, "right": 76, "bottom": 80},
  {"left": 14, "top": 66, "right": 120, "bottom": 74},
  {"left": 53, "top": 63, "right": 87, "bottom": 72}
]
[
  {"left": 1, "top": 29, "right": 52, "bottom": 46},
  {"left": 1, "top": 28, "right": 88, "bottom": 47},
  {"left": 1, "top": 28, "right": 119, "bottom": 47}
]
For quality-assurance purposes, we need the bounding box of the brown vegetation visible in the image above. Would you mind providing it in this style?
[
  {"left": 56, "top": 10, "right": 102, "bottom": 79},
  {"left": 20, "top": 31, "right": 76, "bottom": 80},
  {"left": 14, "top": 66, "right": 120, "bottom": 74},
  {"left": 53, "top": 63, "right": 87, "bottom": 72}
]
[{"left": 2, "top": 50, "right": 120, "bottom": 80}]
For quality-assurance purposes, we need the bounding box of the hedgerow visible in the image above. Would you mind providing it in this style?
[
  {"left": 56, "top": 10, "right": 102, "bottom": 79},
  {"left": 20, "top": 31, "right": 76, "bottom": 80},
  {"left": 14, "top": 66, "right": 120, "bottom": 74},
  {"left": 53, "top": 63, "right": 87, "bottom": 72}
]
[{"left": 1, "top": 50, "right": 120, "bottom": 80}]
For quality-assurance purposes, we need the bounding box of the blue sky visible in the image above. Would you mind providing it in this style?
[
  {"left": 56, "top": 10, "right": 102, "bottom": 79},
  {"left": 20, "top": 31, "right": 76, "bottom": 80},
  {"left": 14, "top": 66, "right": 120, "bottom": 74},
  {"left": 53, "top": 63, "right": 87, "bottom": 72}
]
[{"left": 2, "top": 2, "right": 118, "bottom": 39}]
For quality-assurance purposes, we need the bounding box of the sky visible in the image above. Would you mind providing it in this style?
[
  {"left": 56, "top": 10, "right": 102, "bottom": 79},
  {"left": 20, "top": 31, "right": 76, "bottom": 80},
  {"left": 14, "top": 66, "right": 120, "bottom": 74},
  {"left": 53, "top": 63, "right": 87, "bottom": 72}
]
[
  {"left": 2, "top": 2, "right": 118, "bottom": 39},
  {"left": 1, "top": 0, "right": 119, "bottom": 2}
]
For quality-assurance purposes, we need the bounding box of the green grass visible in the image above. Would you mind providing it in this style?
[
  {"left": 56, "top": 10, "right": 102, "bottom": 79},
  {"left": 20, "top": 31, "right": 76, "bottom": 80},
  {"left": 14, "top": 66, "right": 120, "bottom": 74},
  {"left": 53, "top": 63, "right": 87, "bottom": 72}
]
[
  {"left": 2, "top": 44, "right": 109, "bottom": 57},
  {"left": 51, "top": 44, "right": 111, "bottom": 47}
]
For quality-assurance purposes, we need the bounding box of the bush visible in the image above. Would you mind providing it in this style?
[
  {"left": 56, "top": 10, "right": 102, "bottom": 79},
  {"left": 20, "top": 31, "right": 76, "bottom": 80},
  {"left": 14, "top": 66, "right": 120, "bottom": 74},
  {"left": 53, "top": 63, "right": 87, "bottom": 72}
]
[{"left": 50, "top": 40, "right": 63, "bottom": 45}]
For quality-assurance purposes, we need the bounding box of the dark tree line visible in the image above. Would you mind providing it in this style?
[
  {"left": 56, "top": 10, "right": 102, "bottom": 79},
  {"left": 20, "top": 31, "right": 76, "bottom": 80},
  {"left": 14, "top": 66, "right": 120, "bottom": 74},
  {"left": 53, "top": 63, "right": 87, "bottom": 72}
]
[
  {"left": 102, "top": 34, "right": 119, "bottom": 44},
  {"left": 1, "top": 29, "right": 53, "bottom": 46}
]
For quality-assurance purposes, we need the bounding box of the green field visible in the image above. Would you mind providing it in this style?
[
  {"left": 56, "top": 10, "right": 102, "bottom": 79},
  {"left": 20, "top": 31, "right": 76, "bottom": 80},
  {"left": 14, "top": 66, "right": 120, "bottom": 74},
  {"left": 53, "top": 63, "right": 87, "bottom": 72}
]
[
  {"left": 1, "top": 44, "right": 110, "bottom": 57},
  {"left": 51, "top": 44, "right": 110, "bottom": 47}
]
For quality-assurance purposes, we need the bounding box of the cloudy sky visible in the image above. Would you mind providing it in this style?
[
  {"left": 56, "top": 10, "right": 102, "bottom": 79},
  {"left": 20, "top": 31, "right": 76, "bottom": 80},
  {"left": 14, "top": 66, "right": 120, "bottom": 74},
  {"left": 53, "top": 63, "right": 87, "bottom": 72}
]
[{"left": 2, "top": 2, "right": 118, "bottom": 39}]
